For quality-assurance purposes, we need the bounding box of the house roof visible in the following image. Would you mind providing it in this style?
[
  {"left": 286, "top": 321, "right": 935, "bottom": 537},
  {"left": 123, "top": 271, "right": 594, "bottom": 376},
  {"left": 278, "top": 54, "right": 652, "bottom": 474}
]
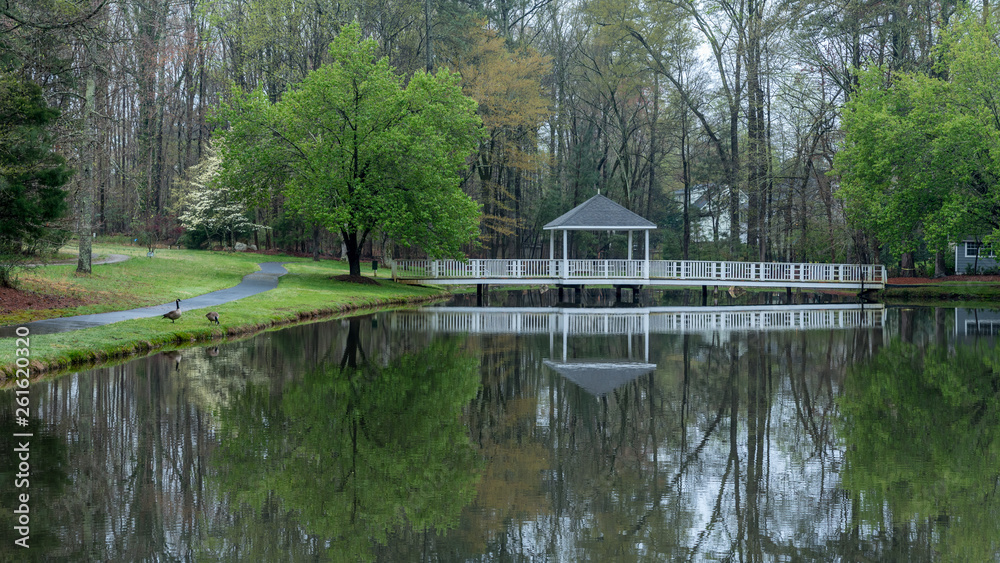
[
  {"left": 543, "top": 359, "right": 657, "bottom": 397},
  {"left": 543, "top": 194, "right": 656, "bottom": 231}
]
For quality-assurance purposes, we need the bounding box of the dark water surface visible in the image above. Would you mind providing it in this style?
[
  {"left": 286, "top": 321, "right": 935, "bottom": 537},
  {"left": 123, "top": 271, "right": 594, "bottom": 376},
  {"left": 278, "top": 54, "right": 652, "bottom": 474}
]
[{"left": 2, "top": 299, "right": 999, "bottom": 561}]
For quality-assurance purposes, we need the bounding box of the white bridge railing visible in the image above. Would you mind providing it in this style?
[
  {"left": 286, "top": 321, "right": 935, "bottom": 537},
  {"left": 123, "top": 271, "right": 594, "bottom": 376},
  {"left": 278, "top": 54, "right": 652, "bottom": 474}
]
[{"left": 393, "top": 259, "right": 886, "bottom": 287}]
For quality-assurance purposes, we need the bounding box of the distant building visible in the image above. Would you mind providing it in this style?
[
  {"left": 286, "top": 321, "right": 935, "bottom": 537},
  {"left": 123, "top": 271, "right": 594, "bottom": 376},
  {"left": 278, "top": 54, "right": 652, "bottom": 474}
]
[
  {"left": 672, "top": 184, "right": 747, "bottom": 244},
  {"left": 955, "top": 237, "right": 999, "bottom": 274}
]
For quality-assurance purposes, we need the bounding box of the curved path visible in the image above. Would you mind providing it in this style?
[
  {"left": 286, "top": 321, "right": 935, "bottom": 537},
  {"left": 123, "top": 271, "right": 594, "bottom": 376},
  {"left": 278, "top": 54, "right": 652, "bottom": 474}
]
[{"left": 1, "top": 262, "right": 289, "bottom": 336}]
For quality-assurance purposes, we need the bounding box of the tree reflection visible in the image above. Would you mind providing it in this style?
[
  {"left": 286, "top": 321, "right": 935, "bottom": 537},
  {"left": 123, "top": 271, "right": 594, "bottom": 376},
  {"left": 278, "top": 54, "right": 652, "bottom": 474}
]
[
  {"left": 431, "top": 324, "right": 882, "bottom": 561},
  {"left": 839, "top": 340, "right": 1000, "bottom": 561},
  {"left": 0, "top": 409, "right": 68, "bottom": 560},
  {"left": 209, "top": 333, "right": 482, "bottom": 561}
]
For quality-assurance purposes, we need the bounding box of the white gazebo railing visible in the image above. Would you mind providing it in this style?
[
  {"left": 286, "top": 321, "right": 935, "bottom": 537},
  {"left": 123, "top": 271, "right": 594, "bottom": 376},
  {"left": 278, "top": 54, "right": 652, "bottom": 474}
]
[{"left": 564, "top": 259, "right": 646, "bottom": 279}]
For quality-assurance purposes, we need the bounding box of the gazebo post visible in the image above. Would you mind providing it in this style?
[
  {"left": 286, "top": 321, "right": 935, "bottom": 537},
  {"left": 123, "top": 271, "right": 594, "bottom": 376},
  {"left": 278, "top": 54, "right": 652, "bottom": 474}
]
[
  {"left": 562, "top": 229, "right": 568, "bottom": 279},
  {"left": 644, "top": 230, "right": 650, "bottom": 278},
  {"left": 550, "top": 230, "right": 555, "bottom": 277},
  {"left": 628, "top": 230, "right": 633, "bottom": 261}
]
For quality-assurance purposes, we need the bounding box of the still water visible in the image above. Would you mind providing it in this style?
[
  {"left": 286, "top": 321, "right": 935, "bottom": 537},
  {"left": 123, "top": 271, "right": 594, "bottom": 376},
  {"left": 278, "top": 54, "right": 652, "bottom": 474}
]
[{"left": 2, "top": 294, "right": 999, "bottom": 561}]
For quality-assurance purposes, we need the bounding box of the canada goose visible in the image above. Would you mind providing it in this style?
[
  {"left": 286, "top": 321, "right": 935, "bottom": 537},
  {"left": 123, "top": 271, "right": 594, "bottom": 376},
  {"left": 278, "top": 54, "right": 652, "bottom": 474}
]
[
  {"left": 162, "top": 299, "right": 182, "bottom": 323},
  {"left": 205, "top": 311, "right": 220, "bottom": 325}
]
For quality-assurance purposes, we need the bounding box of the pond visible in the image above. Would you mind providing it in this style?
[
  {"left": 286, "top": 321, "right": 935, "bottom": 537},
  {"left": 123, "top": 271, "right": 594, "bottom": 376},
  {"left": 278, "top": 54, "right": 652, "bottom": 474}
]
[{"left": 2, "top": 294, "right": 999, "bottom": 561}]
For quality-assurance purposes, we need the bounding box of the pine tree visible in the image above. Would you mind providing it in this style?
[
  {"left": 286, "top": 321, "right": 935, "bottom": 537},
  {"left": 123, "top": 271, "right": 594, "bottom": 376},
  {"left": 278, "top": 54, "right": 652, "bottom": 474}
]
[{"left": 0, "top": 74, "right": 73, "bottom": 287}]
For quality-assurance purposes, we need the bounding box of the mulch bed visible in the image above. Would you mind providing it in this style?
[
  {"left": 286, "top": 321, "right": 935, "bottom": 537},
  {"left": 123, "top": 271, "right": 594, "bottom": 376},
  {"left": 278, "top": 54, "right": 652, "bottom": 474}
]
[
  {"left": 0, "top": 286, "right": 92, "bottom": 314},
  {"left": 332, "top": 274, "right": 381, "bottom": 286}
]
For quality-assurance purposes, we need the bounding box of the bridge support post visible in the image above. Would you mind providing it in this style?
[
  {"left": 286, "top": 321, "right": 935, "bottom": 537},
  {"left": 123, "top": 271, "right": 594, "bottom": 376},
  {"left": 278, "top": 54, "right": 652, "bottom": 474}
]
[
  {"left": 616, "top": 286, "right": 622, "bottom": 302},
  {"left": 575, "top": 286, "right": 582, "bottom": 304},
  {"left": 476, "top": 284, "right": 491, "bottom": 306},
  {"left": 558, "top": 286, "right": 564, "bottom": 302},
  {"left": 786, "top": 286, "right": 792, "bottom": 304},
  {"left": 633, "top": 286, "right": 641, "bottom": 304},
  {"left": 702, "top": 285, "right": 708, "bottom": 306}
]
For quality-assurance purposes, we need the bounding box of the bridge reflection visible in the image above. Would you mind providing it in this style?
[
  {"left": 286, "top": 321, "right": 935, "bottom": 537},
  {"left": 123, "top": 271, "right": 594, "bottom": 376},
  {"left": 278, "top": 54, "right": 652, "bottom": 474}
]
[{"left": 391, "top": 304, "right": 884, "bottom": 340}]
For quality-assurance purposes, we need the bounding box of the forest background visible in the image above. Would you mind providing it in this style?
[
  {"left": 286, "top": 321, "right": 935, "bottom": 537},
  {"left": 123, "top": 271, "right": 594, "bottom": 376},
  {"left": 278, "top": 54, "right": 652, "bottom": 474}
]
[{"left": 2, "top": 0, "right": 996, "bottom": 278}]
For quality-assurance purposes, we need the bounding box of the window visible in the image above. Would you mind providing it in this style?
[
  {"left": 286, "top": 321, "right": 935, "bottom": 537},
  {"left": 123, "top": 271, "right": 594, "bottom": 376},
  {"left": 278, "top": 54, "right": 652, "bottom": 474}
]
[{"left": 965, "top": 241, "right": 996, "bottom": 258}]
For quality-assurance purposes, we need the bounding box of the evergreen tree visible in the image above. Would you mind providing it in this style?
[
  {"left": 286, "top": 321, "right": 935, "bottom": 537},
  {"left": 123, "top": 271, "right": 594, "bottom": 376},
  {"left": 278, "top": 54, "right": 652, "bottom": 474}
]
[{"left": 0, "top": 74, "right": 73, "bottom": 287}]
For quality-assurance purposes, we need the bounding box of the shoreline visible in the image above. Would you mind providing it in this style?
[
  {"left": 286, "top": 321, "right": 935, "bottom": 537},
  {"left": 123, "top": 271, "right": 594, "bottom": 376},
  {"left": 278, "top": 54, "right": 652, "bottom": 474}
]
[
  {"left": 0, "top": 244, "right": 451, "bottom": 382},
  {"left": 1, "top": 289, "right": 448, "bottom": 383},
  {"left": 5, "top": 244, "right": 999, "bottom": 382},
  {"left": 6, "top": 281, "right": 999, "bottom": 382}
]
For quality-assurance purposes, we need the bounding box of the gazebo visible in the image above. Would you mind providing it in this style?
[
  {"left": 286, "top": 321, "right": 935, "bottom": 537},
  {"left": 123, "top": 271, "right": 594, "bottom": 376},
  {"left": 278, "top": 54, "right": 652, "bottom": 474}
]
[{"left": 543, "top": 194, "right": 657, "bottom": 280}]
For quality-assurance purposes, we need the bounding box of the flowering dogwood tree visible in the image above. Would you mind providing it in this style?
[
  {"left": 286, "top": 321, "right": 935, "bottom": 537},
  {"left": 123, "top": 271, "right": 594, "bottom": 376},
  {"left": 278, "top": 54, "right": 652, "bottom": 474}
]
[{"left": 179, "top": 146, "right": 262, "bottom": 249}]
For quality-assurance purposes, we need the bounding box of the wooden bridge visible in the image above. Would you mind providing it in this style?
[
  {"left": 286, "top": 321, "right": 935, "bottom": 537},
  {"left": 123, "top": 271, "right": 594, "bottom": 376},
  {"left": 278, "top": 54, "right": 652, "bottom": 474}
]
[{"left": 391, "top": 259, "right": 886, "bottom": 290}]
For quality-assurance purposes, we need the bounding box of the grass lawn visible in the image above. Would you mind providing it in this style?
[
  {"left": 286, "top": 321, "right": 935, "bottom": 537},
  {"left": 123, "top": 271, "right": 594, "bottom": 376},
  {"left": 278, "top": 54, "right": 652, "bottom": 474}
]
[
  {"left": 1, "top": 244, "right": 447, "bottom": 380},
  {"left": 3, "top": 244, "right": 271, "bottom": 324}
]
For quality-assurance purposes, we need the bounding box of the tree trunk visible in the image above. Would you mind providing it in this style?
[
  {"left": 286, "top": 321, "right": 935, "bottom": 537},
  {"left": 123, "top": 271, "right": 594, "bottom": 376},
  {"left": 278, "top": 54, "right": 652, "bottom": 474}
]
[
  {"left": 681, "top": 108, "right": 691, "bottom": 261},
  {"left": 746, "top": 0, "right": 766, "bottom": 261},
  {"left": 343, "top": 230, "right": 362, "bottom": 276},
  {"left": 648, "top": 72, "right": 659, "bottom": 223},
  {"left": 934, "top": 250, "right": 947, "bottom": 278},
  {"left": 901, "top": 251, "right": 916, "bottom": 277},
  {"left": 424, "top": 0, "right": 433, "bottom": 71},
  {"left": 312, "top": 224, "right": 320, "bottom": 261},
  {"left": 78, "top": 53, "right": 97, "bottom": 274}
]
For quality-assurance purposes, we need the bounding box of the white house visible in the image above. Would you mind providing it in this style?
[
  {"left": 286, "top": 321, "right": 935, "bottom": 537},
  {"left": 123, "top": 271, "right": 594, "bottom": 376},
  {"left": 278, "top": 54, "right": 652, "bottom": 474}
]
[{"left": 672, "top": 184, "right": 747, "bottom": 244}]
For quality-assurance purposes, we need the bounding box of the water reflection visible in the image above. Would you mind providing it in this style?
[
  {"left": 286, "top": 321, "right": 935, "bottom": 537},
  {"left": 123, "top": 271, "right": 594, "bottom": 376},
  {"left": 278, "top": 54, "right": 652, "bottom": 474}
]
[
  {"left": 209, "top": 326, "right": 480, "bottom": 561},
  {"left": 449, "top": 286, "right": 864, "bottom": 309},
  {"left": 0, "top": 411, "right": 68, "bottom": 559},
  {"left": 0, "top": 305, "right": 998, "bottom": 561},
  {"left": 839, "top": 338, "right": 1000, "bottom": 561}
]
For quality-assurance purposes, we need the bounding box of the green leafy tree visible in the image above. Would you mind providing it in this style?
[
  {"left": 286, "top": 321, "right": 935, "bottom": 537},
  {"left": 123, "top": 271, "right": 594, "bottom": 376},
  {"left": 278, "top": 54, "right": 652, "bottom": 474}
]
[
  {"left": 835, "top": 14, "right": 1000, "bottom": 260},
  {"left": 0, "top": 74, "right": 72, "bottom": 287},
  {"left": 215, "top": 23, "right": 484, "bottom": 276}
]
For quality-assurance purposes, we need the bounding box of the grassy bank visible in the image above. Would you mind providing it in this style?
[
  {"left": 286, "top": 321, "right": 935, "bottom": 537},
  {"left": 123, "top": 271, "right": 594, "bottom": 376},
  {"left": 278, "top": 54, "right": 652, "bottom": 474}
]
[
  {"left": 882, "top": 283, "right": 1000, "bottom": 302},
  {"left": 1, "top": 247, "right": 447, "bottom": 380}
]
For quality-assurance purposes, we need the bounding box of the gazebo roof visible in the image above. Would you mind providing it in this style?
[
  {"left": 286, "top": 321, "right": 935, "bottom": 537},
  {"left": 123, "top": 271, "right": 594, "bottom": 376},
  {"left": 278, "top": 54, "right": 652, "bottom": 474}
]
[
  {"left": 543, "top": 194, "right": 656, "bottom": 231},
  {"left": 543, "top": 359, "right": 657, "bottom": 397}
]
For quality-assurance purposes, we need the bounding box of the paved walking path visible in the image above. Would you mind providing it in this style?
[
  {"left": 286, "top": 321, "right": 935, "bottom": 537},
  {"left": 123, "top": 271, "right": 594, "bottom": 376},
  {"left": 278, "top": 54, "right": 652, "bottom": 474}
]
[
  {"left": 0, "top": 262, "right": 289, "bottom": 336},
  {"left": 26, "top": 253, "right": 132, "bottom": 267}
]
